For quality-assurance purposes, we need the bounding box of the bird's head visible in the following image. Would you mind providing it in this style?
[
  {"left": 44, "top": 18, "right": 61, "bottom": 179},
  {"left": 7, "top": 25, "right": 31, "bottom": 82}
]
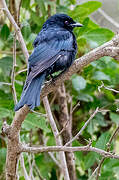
[{"left": 43, "top": 14, "right": 83, "bottom": 31}]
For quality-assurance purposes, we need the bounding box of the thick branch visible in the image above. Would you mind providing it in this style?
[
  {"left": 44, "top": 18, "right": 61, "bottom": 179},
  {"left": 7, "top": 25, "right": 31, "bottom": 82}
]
[{"left": 2, "top": 105, "right": 29, "bottom": 180}]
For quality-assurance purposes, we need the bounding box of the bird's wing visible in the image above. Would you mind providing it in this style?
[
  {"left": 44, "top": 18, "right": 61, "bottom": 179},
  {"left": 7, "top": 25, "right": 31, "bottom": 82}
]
[
  {"left": 28, "top": 29, "right": 74, "bottom": 66},
  {"left": 24, "top": 30, "right": 74, "bottom": 89}
]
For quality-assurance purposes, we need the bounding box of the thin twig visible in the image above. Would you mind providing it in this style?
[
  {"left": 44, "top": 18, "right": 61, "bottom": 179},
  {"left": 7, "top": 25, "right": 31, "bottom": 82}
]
[
  {"left": 11, "top": 33, "right": 17, "bottom": 104},
  {"left": 15, "top": 68, "right": 27, "bottom": 76},
  {"left": 34, "top": 163, "right": 43, "bottom": 180},
  {"left": 1, "top": 0, "right": 29, "bottom": 63},
  {"left": 98, "top": 81, "right": 119, "bottom": 93},
  {"left": 0, "top": 82, "right": 12, "bottom": 86},
  {"left": 43, "top": 135, "right": 62, "bottom": 169},
  {"left": 20, "top": 154, "right": 30, "bottom": 180},
  {"left": 107, "top": 126, "right": 119, "bottom": 151},
  {"left": 48, "top": 152, "right": 61, "bottom": 168},
  {"left": 17, "top": 0, "right": 22, "bottom": 26},
  {"left": 72, "top": 101, "right": 80, "bottom": 113},
  {"left": 31, "top": 110, "right": 47, "bottom": 117},
  {"left": 57, "top": 120, "right": 69, "bottom": 137},
  {"left": 65, "top": 107, "right": 99, "bottom": 146},
  {"left": 28, "top": 154, "right": 35, "bottom": 180},
  {"left": 95, "top": 126, "right": 119, "bottom": 180}
]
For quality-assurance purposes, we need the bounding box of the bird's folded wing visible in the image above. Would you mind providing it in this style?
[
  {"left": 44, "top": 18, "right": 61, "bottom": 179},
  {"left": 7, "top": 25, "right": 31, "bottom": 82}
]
[
  {"left": 28, "top": 30, "right": 73, "bottom": 66},
  {"left": 24, "top": 30, "right": 73, "bottom": 89}
]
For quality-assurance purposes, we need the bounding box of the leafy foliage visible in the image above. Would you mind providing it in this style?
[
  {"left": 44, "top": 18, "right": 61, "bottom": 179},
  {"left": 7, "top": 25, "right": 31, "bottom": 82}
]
[{"left": 0, "top": 0, "right": 119, "bottom": 179}]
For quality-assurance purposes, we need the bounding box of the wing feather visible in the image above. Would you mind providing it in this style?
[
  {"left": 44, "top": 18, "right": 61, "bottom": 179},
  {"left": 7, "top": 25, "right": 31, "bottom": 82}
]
[{"left": 25, "top": 29, "right": 74, "bottom": 89}]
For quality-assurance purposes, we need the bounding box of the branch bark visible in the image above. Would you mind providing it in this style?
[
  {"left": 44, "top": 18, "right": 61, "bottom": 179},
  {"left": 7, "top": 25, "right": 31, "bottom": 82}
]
[
  {"left": 43, "top": 96, "right": 70, "bottom": 180},
  {"left": 57, "top": 83, "right": 76, "bottom": 180},
  {"left": 2, "top": 105, "right": 29, "bottom": 180},
  {"left": 1, "top": 0, "right": 29, "bottom": 63},
  {"left": 21, "top": 145, "right": 119, "bottom": 160}
]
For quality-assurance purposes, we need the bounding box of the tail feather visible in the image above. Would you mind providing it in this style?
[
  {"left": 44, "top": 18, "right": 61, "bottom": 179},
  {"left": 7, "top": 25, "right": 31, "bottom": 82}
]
[{"left": 15, "top": 73, "right": 46, "bottom": 111}]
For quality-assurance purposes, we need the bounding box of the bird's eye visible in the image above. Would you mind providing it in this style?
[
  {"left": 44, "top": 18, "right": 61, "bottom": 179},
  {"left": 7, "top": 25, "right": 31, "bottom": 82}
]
[{"left": 65, "top": 20, "right": 69, "bottom": 25}]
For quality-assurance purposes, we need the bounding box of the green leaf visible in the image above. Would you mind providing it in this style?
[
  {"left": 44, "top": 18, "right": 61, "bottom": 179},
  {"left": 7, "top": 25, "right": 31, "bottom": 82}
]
[
  {"left": 30, "top": 10, "right": 44, "bottom": 27},
  {"left": 21, "top": 21, "right": 31, "bottom": 40},
  {"left": 0, "top": 57, "right": 13, "bottom": 78},
  {"left": 84, "top": 152, "right": 97, "bottom": 170},
  {"left": 77, "top": 17, "right": 90, "bottom": 36},
  {"left": 27, "top": 33, "right": 36, "bottom": 43},
  {"left": 35, "top": 154, "right": 54, "bottom": 179},
  {"left": 94, "top": 113, "right": 107, "bottom": 126},
  {"left": 36, "top": 0, "right": 47, "bottom": 17},
  {"left": 77, "top": 93, "right": 93, "bottom": 102},
  {"left": 47, "top": 135, "right": 56, "bottom": 146},
  {"left": 27, "top": 33, "right": 37, "bottom": 50},
  {"left": 0, "top": 90, "right": 13, "bottom": 109},
  {"left": 22, "top": 0, "right": 30, "bottom": 9},
  {"left": 0, "top": 148, "right": 6, "bottom": 171},
  {"left": 95, "top": 132, "right": 110, "bottom": 150},
  {"left": 72, "top": 75, "right": 86, "bottom": 91},
  {"left": 69, "top": 0, "right": 76, "bottom": 5},
  {"left": 83, "top": 28, "right": 114, "bottom": 47},
  {"left": 104, "top": 159, "right": 119, "bottom": 169},
  {"left": 92, "top": 71, "right": 110, "bottom": 81},
  {"left": 110, "top": 112, "right": 119, "bottom": 124},
  {"left": 0, "top": 24, "right": 10, "bottom": 41},
  {"left": 22, "top": 113, "right": 50, "bottom": 132},
  {"left": 69, "top": 1, "right": 102, "bottom": 19},
  {"left": 0, "top": 108, "right": 13, "bottom": 119}
]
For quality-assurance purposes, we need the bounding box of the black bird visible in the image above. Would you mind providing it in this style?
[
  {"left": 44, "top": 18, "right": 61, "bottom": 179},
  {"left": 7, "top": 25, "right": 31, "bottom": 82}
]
[{"left": 15, "top": 14, "right": 83, "bottom": 111}]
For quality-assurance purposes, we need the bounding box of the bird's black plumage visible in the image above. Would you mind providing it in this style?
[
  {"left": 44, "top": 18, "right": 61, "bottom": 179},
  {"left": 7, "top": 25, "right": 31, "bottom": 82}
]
[{"left": 15, "top": 14, "right": 83, "bottom": 111}]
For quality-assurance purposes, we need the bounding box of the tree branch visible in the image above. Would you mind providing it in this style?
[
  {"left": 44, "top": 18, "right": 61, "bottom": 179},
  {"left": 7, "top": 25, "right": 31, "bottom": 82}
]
[
  {"left": 95, "top": 125, "right": 119, "bottom": 180},
  {"left": 65, "top": 107, "right": 99, "bottom": 146},
  {"left": 57, "top": 83, "right": 76, "bottom": 180},
  {"left": 11, "top": 33, "right": 17, "bottom": 104},
  {"left": 21, "top": 144, "right": 119, "bottom": 160},
  {"left": 43, "top": 96, "right": 70, "bottom": 180},
  {"left": 1, "top": 0, "right": 29, "bottom": 63},
  {"left": 2, "top": 105, "right": 29, "bottom": 180},
  {"left": 20, "top": 154, "right": 30, "bottom": 180}
]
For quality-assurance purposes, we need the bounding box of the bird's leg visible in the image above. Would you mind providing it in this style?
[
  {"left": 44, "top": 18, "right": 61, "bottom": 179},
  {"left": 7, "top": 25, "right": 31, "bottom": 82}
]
[{"left": 50, "top": 74, "right": 55, "bottom": 82}]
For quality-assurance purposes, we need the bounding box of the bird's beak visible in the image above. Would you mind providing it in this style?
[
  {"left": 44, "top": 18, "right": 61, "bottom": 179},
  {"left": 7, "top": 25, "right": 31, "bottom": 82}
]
[{"left": 70, "top": 22, "right": 83, "bottom": 27}]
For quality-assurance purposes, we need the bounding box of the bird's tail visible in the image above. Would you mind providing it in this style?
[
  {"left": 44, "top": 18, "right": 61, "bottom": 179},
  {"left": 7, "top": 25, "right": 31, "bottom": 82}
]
[{"left": 15, "top": 73, "right": 46, "bottom": 111}]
